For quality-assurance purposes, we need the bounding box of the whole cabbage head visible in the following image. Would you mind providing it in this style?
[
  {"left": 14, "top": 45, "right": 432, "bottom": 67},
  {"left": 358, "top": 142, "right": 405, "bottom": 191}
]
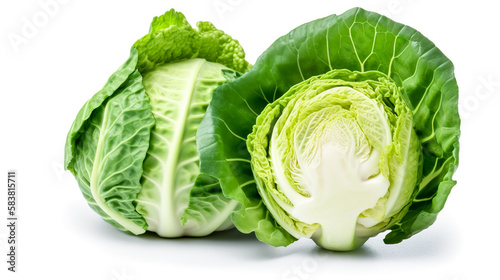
[{"left": 64, "top": 9, "right": 250, "bottom": 237}]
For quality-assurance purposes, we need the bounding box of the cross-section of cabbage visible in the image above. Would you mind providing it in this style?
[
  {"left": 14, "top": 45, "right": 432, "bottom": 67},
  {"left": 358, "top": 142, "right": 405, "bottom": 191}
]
[{"left": 247, "top": 69, "right": 421, "bottom": 251}]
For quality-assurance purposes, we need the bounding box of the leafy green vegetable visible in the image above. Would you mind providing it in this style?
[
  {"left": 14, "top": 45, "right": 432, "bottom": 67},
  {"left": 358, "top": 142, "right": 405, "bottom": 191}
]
[
  {"left": 65, "top": 9, "right": 249, "bottom": 236},
  {"left": 198, "top": 7, "right": 460, "bottom": 250}
]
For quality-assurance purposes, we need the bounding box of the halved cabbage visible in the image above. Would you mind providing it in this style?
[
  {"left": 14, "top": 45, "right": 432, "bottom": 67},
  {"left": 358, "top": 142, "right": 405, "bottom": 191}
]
[
  {"left": 249, "top": 70, "right": 421, "bottom": 250},
  {"left": 197, "top": 8, "right": 459, "bottom": 250}
]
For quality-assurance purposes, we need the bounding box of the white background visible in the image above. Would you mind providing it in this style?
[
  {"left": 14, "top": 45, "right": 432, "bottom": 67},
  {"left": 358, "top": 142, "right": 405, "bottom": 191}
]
[{"left": 1, "top": 0, "right": 498, "bottom": 279}]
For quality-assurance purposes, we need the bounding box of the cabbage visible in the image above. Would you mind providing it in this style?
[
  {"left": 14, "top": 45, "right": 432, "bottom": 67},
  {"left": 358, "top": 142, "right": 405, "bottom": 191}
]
[
  {"left": 197, "top": 8, "right": 460, "bottom": 250},
  {"left": 64, "top": 10, "right": 250, "bottom": 237},
  {"left": 248, "top": 70, "right": 422, "bottom": 250}
]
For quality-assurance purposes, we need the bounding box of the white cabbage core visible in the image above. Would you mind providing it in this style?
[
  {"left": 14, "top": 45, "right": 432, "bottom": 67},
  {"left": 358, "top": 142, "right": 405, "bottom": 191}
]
[{"left": 269, "top": 87, "right": 392, "bottom": 250}]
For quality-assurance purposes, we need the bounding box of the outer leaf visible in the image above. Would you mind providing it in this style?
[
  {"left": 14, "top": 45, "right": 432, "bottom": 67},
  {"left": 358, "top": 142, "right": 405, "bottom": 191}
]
[
  {"left": 135, "top": 59, "right": 235, "bottom": 237},
  {"left": 133, "top": 9, "right": 250, "bottom": 74},
  {"left": 198, "top": 7, "right": 460, "bottom": 246},
  {"left": 71, "top": 68, "right": 155, "bottom": 234},
  {"left": 133, "top": 10, "right": 251, "bottom": 236},
  {"left": 149, "top": 8, "right": 191, "bottom": 33},
  {"left": 64, "top": 49, "right": 139, "bottom": 173},
  {"left": 181, "top": 174, "right": 238, "bottom": 235}
]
